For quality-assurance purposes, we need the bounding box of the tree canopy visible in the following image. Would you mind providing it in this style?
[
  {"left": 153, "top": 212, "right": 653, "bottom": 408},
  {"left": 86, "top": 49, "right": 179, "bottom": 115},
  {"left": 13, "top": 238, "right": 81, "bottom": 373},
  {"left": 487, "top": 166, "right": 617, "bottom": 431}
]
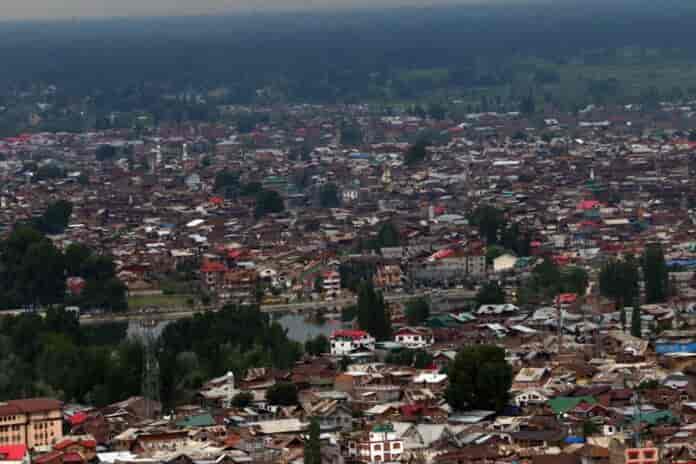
[
  {"left": 266, "top": 382, "right": 299, "bottom": 406},
  {"left": 404, "top": 140, "right": 429, "bottom": 165},
  {"left": 255, "top": 190, "right": 285, "bottom": 217},
  {"left": 319, "top": 183, "right": 341, "bottom": 208},
  {"left": 405, "top": 298, "right": 430, "bottom": 326},
  {"left": 304, "top": 418, "right": 322, "bottom": 464},
  {"left": 34, "top": 199, "right": 73, "bottom": 234},
  {"left": 475, "top": 281, "right": 505, "bottom": 306},
  {"left": 445, "top": 345, "right": 512, "bottom": 412},
  {"left": 95, "top": 144, "right": 117, "bottom": 161},
  {"left": 376, "top": 222, "right": 400, "bottom": 249},
  {"left": 356, "top": 282, "right": 392, "bottom": 341},
  {"left": 642, "top": 243, "right": 669, "bottom": 304},
  {"left": 599, "top": 256, "right": 640, "bottom": 309}
]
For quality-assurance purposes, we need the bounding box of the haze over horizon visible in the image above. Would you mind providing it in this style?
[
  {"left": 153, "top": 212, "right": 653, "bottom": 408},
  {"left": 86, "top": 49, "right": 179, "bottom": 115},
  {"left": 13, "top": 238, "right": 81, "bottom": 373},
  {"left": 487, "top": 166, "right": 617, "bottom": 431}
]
[{"left": 2, "top": 0, "right": 562, "bottom": 20}]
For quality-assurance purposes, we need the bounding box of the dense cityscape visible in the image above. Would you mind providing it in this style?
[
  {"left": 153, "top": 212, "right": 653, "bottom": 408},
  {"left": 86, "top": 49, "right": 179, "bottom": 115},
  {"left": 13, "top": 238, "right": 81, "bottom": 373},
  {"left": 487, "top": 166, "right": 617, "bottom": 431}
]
[{"left": 4, "top": 2, "right": 696, "bottom": 464}]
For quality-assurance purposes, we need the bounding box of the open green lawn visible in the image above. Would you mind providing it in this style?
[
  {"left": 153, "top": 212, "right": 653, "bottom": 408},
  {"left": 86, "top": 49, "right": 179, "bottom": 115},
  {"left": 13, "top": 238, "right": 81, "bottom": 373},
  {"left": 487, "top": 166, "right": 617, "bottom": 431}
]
[{"left": 127, "top": 293, "right": 193, "bottom": 310}]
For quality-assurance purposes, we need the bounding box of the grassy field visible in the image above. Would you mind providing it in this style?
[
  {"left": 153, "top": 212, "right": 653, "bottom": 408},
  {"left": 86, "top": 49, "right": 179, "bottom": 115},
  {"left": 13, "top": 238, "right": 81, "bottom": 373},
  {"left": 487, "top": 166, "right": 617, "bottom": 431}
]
[{"left": 127, "top": 293, "right": 193, "bottom": 310}]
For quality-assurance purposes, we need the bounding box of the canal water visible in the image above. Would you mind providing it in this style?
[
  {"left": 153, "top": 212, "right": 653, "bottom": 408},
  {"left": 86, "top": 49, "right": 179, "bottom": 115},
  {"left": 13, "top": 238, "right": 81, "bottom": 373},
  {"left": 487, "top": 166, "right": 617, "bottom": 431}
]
[
  {"left": 273, "top": 313, "right": 349, "bottom": 343},
  {"left": 126, "top": 313, "right": 347, "bottom": 343}
]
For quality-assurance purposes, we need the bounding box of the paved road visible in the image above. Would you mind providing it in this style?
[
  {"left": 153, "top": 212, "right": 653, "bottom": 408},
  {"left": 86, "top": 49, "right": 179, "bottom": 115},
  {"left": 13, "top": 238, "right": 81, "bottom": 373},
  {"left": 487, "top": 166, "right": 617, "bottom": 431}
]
[{"left": 79, "top": 288, "right": 476, "bottom": 325}]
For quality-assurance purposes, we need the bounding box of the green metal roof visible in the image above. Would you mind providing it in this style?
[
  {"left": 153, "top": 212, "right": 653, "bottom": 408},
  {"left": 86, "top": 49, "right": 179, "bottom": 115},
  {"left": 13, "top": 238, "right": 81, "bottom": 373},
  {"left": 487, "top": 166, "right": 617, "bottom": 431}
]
[
  {"left": 639, "top": 410, "right": 677, "bottom": 426},
  {"left": 372, "top": 423, "right": 395, "bottom": 433},
  {"left": 548, "top": 396, "right": 596, "bottom": 415},
  {"left": 175, "top": 413, "right": 216, "bottom": 428}
]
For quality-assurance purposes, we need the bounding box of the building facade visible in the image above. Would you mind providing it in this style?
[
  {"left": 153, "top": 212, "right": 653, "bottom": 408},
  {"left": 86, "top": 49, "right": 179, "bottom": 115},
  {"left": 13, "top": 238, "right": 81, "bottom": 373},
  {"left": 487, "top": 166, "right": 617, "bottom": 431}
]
[
  {"left": 0, "top": 399, "right": 63, "bottom": 450},
  {"left": 330, "top": 330, "right": 376, "bottom": 356},
  {"left": 348, "top": 423, "right": 403, "bottom": 463}
]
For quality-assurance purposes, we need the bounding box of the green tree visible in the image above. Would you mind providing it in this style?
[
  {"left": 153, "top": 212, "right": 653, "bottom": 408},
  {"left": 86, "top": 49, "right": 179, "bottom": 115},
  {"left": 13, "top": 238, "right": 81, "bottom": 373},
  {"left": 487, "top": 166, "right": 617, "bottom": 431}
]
[
  {"left": 239, "top": 181, "right": 263, "bottom": 197},
  {"left": 413, "top": 350, "right": 433, "bottom": 369},
  {"left": 428, "top": 103, "right": 447, "bottom": 120},
  {"left": 319, "top": 183, "right": 341, "bottom": 208},
  {"left": 643, "top": 243, "right": 669, "bottom": 304},
  {"left": 214, "top": 170, "right": 240, "bottom": 198},
  {"left": 476, "top": 281, "right": 505, "bottom": 306},
  {"left": 582, "top": 420, "right": 600, "bottom": 437},
  {"left": 404, "top": 140, "right": 429, "bottom": 165},
  {"left": 562, "top": 266, "right": 589, "bottom": 295},
  {"left": 305, "top": 334, "right": 330, "bottom": 356},
  {"left": 95, "top": 144, "right": 117, "bottom": 161},
  {"left": 520, "top": 92, "right": 536, "bottom": 115},
  {"left": 376, "top": 222, "right": 400, "bottom": 249},
  {"left": 356, "top": 282, "right": 391, "bottom": 341},
  {"left": 445, "top": 345, "right": 512, "bottom": 412},
  {"left": 266, "top": 382, "right": 299, "bottom": 405},
  {"left": 231, "top": 391, "right": 254, "bottom": 408},
  {"left": 37, "top": 200, "right": 73, "bottom": 234},
  {"left": 64, "top": 242, "right": 93, "bottom": 276},
  {"left": 500, "top": 222, "right": 531, "bottom": 256},
  {"left": 470, "top": 205, "right": 505, "bottom": 245},
  {"left": 18, "top": 239, "right": 66, "bottom": 306},
  {"left": 405, "top": 298, "right": 430, "bottom": 326},
  {"left": 600, "top": 256, "right": 640, "bottom": 309},
  {"left": 340, "top": 124, "right": 363, "bottom": 147},
  {"left": 304, "top": 417, "right": 322, "bottom": 464},
  {"left": 255, "top": 190, "right": 285, "bottom": 217}
]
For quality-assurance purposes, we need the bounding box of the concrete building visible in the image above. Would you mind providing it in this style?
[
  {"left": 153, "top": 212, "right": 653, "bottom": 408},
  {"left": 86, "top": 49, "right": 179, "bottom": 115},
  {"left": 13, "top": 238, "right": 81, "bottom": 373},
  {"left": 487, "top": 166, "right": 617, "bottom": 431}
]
[
  {"left": 330, "top": 330, "right": 376, "bottom": 356},
  {"left": 0, "top": 398, "right": 63, "bottom": 450},
  {"left": 348, "top": 423, "right": 403, "bottom": 463}
]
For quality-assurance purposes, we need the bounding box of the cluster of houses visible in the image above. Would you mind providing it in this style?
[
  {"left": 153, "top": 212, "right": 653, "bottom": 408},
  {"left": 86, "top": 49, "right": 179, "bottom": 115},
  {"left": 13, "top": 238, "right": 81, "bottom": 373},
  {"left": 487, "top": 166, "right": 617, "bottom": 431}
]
[
  {"left": 4, "top": 100, "right": 696, "bottom": 312},
  {"left": 6, "top": 97, "right": 696, "bottom": 463}
]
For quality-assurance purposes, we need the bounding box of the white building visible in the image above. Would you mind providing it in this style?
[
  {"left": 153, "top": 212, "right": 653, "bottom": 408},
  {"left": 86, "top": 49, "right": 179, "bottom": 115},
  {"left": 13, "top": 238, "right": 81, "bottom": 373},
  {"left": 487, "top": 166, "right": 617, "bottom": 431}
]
[
  {"left": 393, "top": 327, "right": 434, "bottom": 349},
  {"left": 512, "top": 389, "right": 549, "bottom": 407},
  {"left": 322, "top": 271, "right": 341, "bottom": 296},
  {"left": 330, "top": 330, "right": 376, "bottom": 356},
  {"left": 348, "top": 423, "right": 403, "bottom": 463}
]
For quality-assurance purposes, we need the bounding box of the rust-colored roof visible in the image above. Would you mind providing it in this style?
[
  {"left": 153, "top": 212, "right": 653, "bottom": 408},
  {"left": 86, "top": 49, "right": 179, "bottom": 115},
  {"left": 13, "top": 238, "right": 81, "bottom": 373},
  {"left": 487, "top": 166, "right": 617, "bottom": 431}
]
[{"left": 0, "top": 398, "right": 62, "bottom": 416}]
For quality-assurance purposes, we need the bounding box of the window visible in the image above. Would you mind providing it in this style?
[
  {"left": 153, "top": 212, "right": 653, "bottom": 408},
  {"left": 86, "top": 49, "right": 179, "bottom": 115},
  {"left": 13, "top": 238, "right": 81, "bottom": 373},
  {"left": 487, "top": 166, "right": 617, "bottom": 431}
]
[
  {"left": 392, "top": 443, "right": 401, "bottom": 449},
  {"left": 373, "top": 444, "right": 382, "bottom": 451}
]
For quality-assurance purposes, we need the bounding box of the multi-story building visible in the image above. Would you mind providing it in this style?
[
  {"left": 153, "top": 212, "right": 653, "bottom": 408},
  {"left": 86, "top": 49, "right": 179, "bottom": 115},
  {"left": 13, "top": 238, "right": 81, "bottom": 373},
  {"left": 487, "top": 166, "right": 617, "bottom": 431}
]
[
  {"left": 348, "top": 423, "right": 403, "bottom": 463},
  {"left": 373, "top": 265, "right": 403, "bottom": 291},
  {"left": 0, "top": 398, "right": 63, "bottom": 450},
  {"left": 393, "top": 327, "right": 434, "bottom": 348},
  {"left": 322, "top": 270, "right": 341, "bottom": 296},
  {"left": 330, "top": 330, "right": 376, "bottom": 356}
]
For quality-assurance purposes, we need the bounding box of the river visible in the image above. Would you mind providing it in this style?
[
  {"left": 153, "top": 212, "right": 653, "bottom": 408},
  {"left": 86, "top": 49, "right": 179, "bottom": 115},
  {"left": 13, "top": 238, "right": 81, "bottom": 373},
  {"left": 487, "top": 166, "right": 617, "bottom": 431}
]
[{"left": 125, "top": 313, "right": 346, "bottom": 343}]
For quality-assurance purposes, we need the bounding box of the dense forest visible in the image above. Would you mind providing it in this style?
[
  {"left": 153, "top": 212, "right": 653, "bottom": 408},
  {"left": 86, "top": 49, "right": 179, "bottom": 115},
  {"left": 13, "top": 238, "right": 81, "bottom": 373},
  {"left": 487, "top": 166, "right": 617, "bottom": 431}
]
[{"left": 2, "top": 0, "right": 696, "bottom": 111}]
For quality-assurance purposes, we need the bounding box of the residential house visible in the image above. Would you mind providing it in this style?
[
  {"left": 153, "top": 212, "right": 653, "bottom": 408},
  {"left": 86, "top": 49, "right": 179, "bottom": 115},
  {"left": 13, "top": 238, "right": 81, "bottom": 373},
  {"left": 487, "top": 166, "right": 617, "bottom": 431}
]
[
  {"left": 393, "top": 327, "right": 434, "bottom": 349},
  {"left": 347, "top": 423, "right": 404, "bottom": 464},
  {"left": 330, "top": 330, "right": 376, "bottom": 356}
]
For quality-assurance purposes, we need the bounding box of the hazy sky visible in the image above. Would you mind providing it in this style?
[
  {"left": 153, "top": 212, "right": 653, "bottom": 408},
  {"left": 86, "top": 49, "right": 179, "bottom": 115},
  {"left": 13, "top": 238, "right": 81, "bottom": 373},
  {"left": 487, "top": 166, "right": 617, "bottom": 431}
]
[{"left": 4, "top": 0, "right": 510, "bottom": 20}]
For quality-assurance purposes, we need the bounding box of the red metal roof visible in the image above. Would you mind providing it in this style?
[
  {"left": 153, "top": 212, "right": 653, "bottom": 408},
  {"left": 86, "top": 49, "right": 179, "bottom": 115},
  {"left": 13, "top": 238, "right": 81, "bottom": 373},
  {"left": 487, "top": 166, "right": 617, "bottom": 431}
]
[
  {"left": 67, "top": 412, "right": 88, "bottom": 426},
  {"left": 0, "top": 445, "right": 27, "bottom": 461},
  {"left": 332, "top": 329, "right": 369, "bottom": 340},
  {"left": 578, "top": 200, "right": 601, "bottom": 210},
  {"left": 54, "top": 438, "right": 97, "bottom": 450},
  {"left": 200, "top": 262, "right": 227, "bottom": 273}
]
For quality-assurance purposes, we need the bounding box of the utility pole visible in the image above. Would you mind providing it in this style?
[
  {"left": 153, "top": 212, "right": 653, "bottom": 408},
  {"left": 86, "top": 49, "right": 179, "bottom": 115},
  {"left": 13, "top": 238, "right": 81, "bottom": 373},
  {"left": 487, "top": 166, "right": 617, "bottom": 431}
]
[
  {"left": 141, "top": 325, "right": 161, "bottom": 419},
  {"left": 557, "top": 293, "right": 563, "bottom": 355}
]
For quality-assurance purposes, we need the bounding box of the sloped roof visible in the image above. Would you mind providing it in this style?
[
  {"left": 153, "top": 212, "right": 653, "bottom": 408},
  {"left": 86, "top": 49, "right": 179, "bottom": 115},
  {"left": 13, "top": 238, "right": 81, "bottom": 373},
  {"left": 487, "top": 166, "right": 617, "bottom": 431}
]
[{"left": 549, "top": 396, "right": 596, "bottom": 415}]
